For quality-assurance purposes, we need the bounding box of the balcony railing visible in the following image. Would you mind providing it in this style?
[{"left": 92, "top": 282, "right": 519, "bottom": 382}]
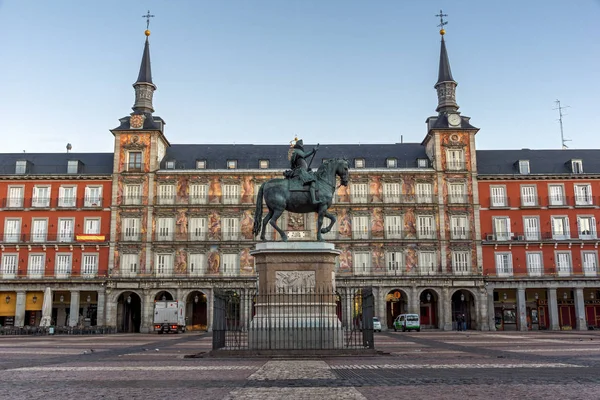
[
  {"left": 0, "top": 233, "right": 109, "bottom": 244},
  {"left": 122, "top": 195, "right": 143, "bottom": 206},
  {"left": 489, "top": 197, "right": 511, "bottom": 208},
  {"left": 483, "top": 231, "right": 598, "bottom": 242},
  {"left": 448, "top": 195, "right": 471, "bottom": 204},
  {"left": 336, "top": 194, "right": 438, "bottom": 204},
  {"left": 445, "top": 162, "right": 468, "bottom": 171},
  {"left": 0, "top": 197, "right": 103, "bottom": 209}
]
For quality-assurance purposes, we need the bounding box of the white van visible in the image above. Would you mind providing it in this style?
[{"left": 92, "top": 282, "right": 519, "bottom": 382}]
[{"left": 393, "top": 314, "right": 421, "bottom": 332}]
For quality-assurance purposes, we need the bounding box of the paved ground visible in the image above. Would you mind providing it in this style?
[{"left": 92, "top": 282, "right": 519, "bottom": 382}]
[{"left": 1, "top": 330, "right": 600, "bottom": 399}]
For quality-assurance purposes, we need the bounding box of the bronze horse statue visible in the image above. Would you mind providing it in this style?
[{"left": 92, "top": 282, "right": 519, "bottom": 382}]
[{"left": 253, "top": 158, "right": 349, "bottom": 242}]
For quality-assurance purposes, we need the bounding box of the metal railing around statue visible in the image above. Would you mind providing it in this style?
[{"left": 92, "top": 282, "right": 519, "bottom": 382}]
[{"left": 212, "top": 287, "right": 374, "bottom": 351}]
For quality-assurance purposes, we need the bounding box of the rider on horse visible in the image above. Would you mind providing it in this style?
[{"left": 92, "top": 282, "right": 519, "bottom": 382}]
[{"left": 289, "top": 139, "right": 321, "bottom": 205}]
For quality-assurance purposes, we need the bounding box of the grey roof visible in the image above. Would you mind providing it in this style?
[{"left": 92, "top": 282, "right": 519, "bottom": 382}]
[
  {"left": 136, "top": 38, "right": 153, "bottom": 84},
  {"left": 161, "top": 143, "right": 429, "bottom": 170},
  {"left": 0, "top": 153, "right": 113, "bottom": 176},
  {"left": 476, "top": 149, "right": 600, "bottom": 175},
  {"left": 436, "top": 36, "right": 454, "bottom": 85},
  {"left": 112, "top": 115, "right": 165, "bottom": 131}
]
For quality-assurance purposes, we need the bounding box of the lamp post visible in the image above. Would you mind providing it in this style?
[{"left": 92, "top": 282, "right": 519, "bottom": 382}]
[
  {"left": 86, "top": 295, "right": 91, "bottom": 303},
  {"left": 426, "top": 293, "right": 431, "bottom": 302},
  {"left": 32, "top": 295, "right": 37, "bottom": 304},
  {"left": 5, "top": 295, "right": 10, "bottom": 304},
  {"left": 59, "top": 295, "right": 64, "bottom": 303}
]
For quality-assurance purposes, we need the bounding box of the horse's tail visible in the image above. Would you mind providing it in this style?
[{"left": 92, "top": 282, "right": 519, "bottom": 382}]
[{"left": 252, "top": 184, "right": 264, "bottom": 237}]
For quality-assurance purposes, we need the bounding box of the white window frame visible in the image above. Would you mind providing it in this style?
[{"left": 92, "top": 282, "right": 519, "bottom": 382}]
[
  {"left": 582, "top": 251, "right": 598, "bottom": 277},
  {"left": 157, "top": 217, "right": 175, "bottom": 241},
  {"left": 417, "top": 158, "right": 428, "bottom": 168},
  {"left": 122, "top": 217, "right": 141, "bottom": 241},
  {"left": 58, "top": 186, "right": 77, "bottom": 208},
  {"left": 227, "top": 160, "right": 237, "bottom": 169},
  {"left": 518, "top": 160, "right": 530, "bottom": 175},
  {"left": 450, "top": 215, "right": 469, "bottom": 240},
  {"left": 418, "top": 251, "right": 436, "bottom": 275},
  {"left": 416, "top": 182, "right": 433, "bottom": 203},
  {"left": 446, "top": 149, "right": 464, "bottom": 170},
  {"left": 124, "top": 184, "right": 142, "bottom": 205},
  {"left": 548, "top": 184, "right": 566, "bottom": 206},
  {"left": 84, "top": 186, "right": 102, "bottom": 207},
  {"left": 84, "top": 218, "right": 101, "bottom": 235},
  {"left": 196, "top": 160, "right": 206, "bottom": 169},
  {"left": 223, "top": 184, "right": 240, "bottom": 205},
  {"left": 120, "top": 253, "right": 139, "bottom": 277},
  {"left": 6, "top": 186, "right": 24, "bottom": 208},
  {"left": 353, "top": 252, "right": 371, "bottom": 276},
  {"left": 385, "top": 251, "right": 404, "bottom": 275},
  {"left": 155, "top": 253, "right": 174, "bottom": 277},
  {"left": 386, "top": 158, "right": 397, "bottom": 168},
  {"left": 352, "top": 216, "right": 369, "bottom": 240},
  {"left": 417, "top": 215, "right": 435, "bottom": 239},
  {"left": 189, "top": 217, "right": 207, "bottom": 241},
  {"left": 555, "top": 251, "right": 572, "bottom": 277},
  {"left": 523, "top": 216, "right": 540, "bottom": 241},
  {"left": 31, "top": 218, "right": 48, "bottom": 243},
  {"left": 1, "top": 254, "right": 18, "bottom": 278},
  {"left": 571, "top": 159, "right": 583, "bottom": 174},
  {"left": 383, "top": 182, "right": 401, "bottom": 203},
  {"left": 551, "top": 216, "right": 570, "bottom": 240},
  {"left": 384, "top": 215, "right": 402, "bottom": 239},
  {"left": 27, "top": 254, "right": 45, "bottom": 278},
  {"left": 58, "top": 218, "right": 74, "bottom": 242},
  {"left": 222, "top": 253, "right": 239, "bottom": 276},
  {"left": 351, "top": 183, "right": 368, "bottom": 204},
  {"left": 127, "top": 151, "right": 143, "bottom": 171},
  {"left": 32, "top": 186, "right": 51, "bottom": 208},
  {"left": 493, "top": 216, "right": 511, "bottom": 241},
  {"left": 526, "top": 252, "right": 543, "bottom": 277},
  {"left": 574, "top": 184, "right": 593, "bottom": 206},
  {"left": 222, "top": 217, "right": 239, "bottom": 241},
  {"left": 490, "top": 186, "right": 507, "bottom": 207},
  {"left": 578, "top": 216, "right": 597, "bottom": 240},
  {"left": 495, "top": 253, "right": 513, "bottom": 277},
  {"left": 81, "top": 253, "right": 98, "bottom": 277},
  {"left": 259, "top": 160, "right": 269, "bottom": 169},
  {"left": 448, "top": 183, "right": 465, "bottom": 204},
  {"left": 354, "top": 158, "right": 365, "bottom": 168},
  {"left": 67, "top": 160, "right": 79, "bottom": 174},
  {"left": 520, "top": 185, "right": 538, "bottom": 207},
  {"left": 158, "top": 184, "right": 175, "bottom": 205},
  {"left": 188, "top": 253, "right": 205, "bottom": 277},
  {"left": 4, "top": 218, "right": 21, "bottom": 243},
  {"left": 165, "top": 160, "right": 175, "bottom": 169},
  {"left": 452, "top": 251, "right": 470, "bottom": 275},
  {"left": 15, "top": 160, "right": 27, "bottom": 174},
  {"left": 55, "top": 253, "right": 72, "bottom": 278},
  {"left": 189, "top": 184, "right": 208, "bottom": 205}
]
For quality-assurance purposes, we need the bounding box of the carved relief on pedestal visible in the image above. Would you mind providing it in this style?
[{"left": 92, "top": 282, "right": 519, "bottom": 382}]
[{"left": 275, "top": 271, "right": 316, "bottom": 292}]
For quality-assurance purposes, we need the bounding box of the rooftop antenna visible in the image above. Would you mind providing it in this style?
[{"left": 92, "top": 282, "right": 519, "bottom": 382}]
[
  {"left": 66, "top": 143, "right": 72, "bottom": 153},
  {"left": 554, "top": 100, "right": 571, "bottom": 149}
]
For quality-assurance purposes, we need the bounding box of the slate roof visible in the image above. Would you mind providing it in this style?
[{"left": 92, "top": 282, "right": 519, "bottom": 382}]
[
  {"left": 0, "top": 153, "right": 113, "bottom": 176},
  {"left": 437, "top": 37, "right": 454, "bottom": 85},
  {"left": 476, "top": 149, "right": 600, "bottom": 175},
  {"left": 136, "top": 38, "right": 153, "bottom": 84}
]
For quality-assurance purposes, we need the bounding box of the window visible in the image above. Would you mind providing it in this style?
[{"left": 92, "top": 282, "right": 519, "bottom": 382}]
[
  {"left": 222, "top": 254, "right": 238, "bottom": 276},
  {"left": 582, "top": 251, "right": 598, "bottom": 276},
  {"left": 1, "top": 254, "right": 17, "bottom": 277},
  {"left": 128, "top": 151, "right": 142, "bottom": 171},
  {"left": 28, "top": 254, "right": 45, "bottom": 278},
  {"left": 81, "top": 254, "right": 98, "bottom": 277},
  {"left": 446, "top": 149, "right": 464, "bottom": 170},
  {"left": 386, "top": 251, "right": 404, "bottom": 275},
  {"left": 196, "top": 160, "right": 206, "bottom": 169},
  {"left": 120, "top": 253, "right": 139, "bottom": 276},
  {"left": 385, "top": 215, "right": 402, "bottom": 239},
  {"left": 165, "top": 160, "right": 175, "bottom": 169},
  {"left": 55, "top": 254, "right": 72, "bottom": 277},
  {"left": 124, "top": 184, "right": 142, "bottom": 205},
  {"left": 417, "top": 159, "right": 429, "bottom": 168},
  {"left": 189, "top": 253, "right": 205, "bottom": 277},
  {"left": 67, "top": 160, "right": 79, "bottom": 174},
  {"left": 222, "top": 217, "right": 239, "bottom": 241},
  {"left": 122, "top": 217, "right": 141, "bottom": 241},
  {"left": 526, "top": 252, "right": 543, "bottom": 277},
  {"left": 259, "top": 160, "right": 269, "bottom": 169},
  {"left": 523, "top": 216, "right": 540, "bottom": 241},
  {"left": 416, "top": 183, "right": 433, "bottom": 203},
  {"left": 158, "top": 184, "right": 175, "bottom": 205},
  {"left": 189, "top": 217, "right": 207, "bottom": 240},
  {"left": 84, "top": 218, "right": 101, "bottom": 235},
  {"left": 418, "top": 251, "right": 436, "bottom": 274},
  {"left": 31, "top": 219, "right": 48, "bottom": 242},
  {"left": 58, "top": 186, "right": 77, "bottom": 207},
  {"left": 386, "top": 158, "right": 397, "bottom": 168},
  {"left": 448, "top": 183, "right": 465, "bottom": 203},
  {"left": 4, "top": 218, "right": 21, "bottom": 243},
  {"left": 6, "top": 186, "right": 24, "bottom": 208},
  {"left": 551, "top": 216, "right": 570, "bottom": 240},
  {"left": 84, "top": 186, "right": 102, "bottom": 207},
  {"left": 490, "top": 186, "right": 507, "bottom": 207},
  {"left": 32, "top": 186, "right": 50, "bottom": 208},
  {"left": 383, "top": 183, "right": 401, "bottom": 203},
  {"left": 548, "top": 185, "right": 565, "bottom": 206},
  {"left": 417, "top": 215, "right": 435, "bottom": 239},
  {"left": 493, "top": 217, "right": 510, "bottom": 241},
  {"left": 223, "top": 184, "right": 240, "bottom": 204},
  {"left": 555, "top": 251, "right": 572, "bottom": 276},
  {"left": 518, "top": 160, "right": 530, "bottom": 175},
  {"left": 227, "top": 160, "right": 237, "bottom": 169},
  {"left": 189, "top": 184, "right": 208, "bottom": 204},
  {"left": 352, "top": 216, "right": 369, "bottom": 239},
  {"left": 571, "top": 159, "right": 583, "bottom": 174},
  {"left": 574, "top": 184, "right": 593, "bottom": 206},
  {"left": 157, "top": 217, "right": 175, "bottom": 241},
  {"left": 450, "top": 215, "right": 468, "bottom": 239},
  {"left": 495, "top": 253, "right": 513, "bottom": 277},
  {"left": 354, "top": 252, "right": 371, "bottom": 275},
  {"left": 354, "top": 158, "right": 365, "bottom": 168},
  {"left": 15, "top": 160, "right": 27, "bottom": 174},
  {"left": 155, "top": 254, "right": 174, "bottom": 277},
  {"left": 351, "top": 183, "right": 368, "bottom": 203},
  {"left": 520, "top": 185, "right": 537, "bottom": 207},
  {"left": 58, "top": 219, "right": 74, "bottom": 242},
  {"left": 578, "top": 216, "right": 596, "bottom": 239},
  {"left": 452, "top": 251, "right": 470, "bottom": 274}
]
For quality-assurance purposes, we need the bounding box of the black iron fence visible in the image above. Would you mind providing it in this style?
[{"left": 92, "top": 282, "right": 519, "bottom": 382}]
[{"left": 213, "top": 287, "right": 374, "bottom": 351}]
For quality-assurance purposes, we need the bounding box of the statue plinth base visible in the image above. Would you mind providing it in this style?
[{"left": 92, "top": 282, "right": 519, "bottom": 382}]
[{"left": 249, "top": 242, "right": 343, "bottom": 350}]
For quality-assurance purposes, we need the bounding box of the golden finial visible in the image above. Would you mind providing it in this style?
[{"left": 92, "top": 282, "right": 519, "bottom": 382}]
[
  {"left": 145, "top": 30, "right": 151, "bottom": 37},
  {"left": 142, "top": 10, "right": 155, "bottom": 37},
  {"left": 436, "top": 10, "right": 448, "bottom": 36}
]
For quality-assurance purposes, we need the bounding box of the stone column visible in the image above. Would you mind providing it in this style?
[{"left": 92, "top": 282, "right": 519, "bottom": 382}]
[
  {"left": 141, "top": 291, "right": 153, "bottom": 333},
  {"left": 487, "top": 287, "right": 496, "bottom": 331},
  {"left": 548, "top": 288, "right": 560, "bottom": 331},
  {"left": 105, "top": 290, "right": 116, "bottom": 328},
  {"left": 575, "top": 288, "right": 587, "bottom": 331},
  {"left": 410, "top": 286, "right": 418, "bottom": 315},
  {"left": 516, "top": 288, "right": 528, "bottom": 331},
  {"left": 376, "top": 287, "right": 387, "bottom": 330},
  {"left": 479, "top": 288, "right": 490, "bottom": 331},
  {"left": 96, "top": 289, "right": 106, "bottom": 326},
  {"left": 442, "top": 287, "right": 452, "bottom": 331},
  {"left": 14, "top": 291, "right": 27, "bottom": 328},
  {"left": 207, "top": 288, "right": 214, "bottom": 332},
  {"left": 69, "top": 290, "right": 80, "bottom": 327}
]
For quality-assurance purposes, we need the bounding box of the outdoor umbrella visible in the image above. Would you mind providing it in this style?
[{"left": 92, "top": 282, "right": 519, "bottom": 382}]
[{"left": 39, "top": 287, "right": 52, "bottom": 327}]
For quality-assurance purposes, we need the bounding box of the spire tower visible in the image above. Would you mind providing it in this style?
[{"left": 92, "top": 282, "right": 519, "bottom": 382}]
[
  {"left": 132, "top": 11, "right": 156, "bottom": 114},
  {"left": 434, "top": 10, "right": 459, "bottom": 114}
]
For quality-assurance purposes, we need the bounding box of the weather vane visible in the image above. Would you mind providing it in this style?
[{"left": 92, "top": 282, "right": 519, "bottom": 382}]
[
  {"left": 142, "top": 10, "right": 155, "bottom": 31},
  {"left": 436, "top": 9, "right": 448, "bottom": 35}
]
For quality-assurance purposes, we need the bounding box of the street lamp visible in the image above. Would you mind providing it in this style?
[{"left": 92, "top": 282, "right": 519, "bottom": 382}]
[
  {"left": 460, "top": 293, "right": 465, "bottom": 302},
  {"left": 503, "top": 292, "right": 507, "bottom": 301},
  {"left": 32, "top": 295, "right": 37, "bottom": 304},
  {"left": 59, "top": 295, "right": 64, "bottom": 303},
  {"left": 591, "top": 292, "right": 595, "bottom": 300},
  {"left": 426, "top": 293, "right": 431, "bottom": 302},
  {"left": 162, "top": 295, "right": 166, "bottom": 301},
  {"left": 194, "top": 295, "right": 199, "bottom": 304},
  {"left": 86, "top": 295, "right": 91, "bottom": 303},
  {"left": 534, "top": 292, "right": 539, "bottom": 300},
  {"left": 563, "top": 292, "right": 568, "bottom": 300},
  {"left": 5, "top": 295, "right": 10, "bottom": 304},
  {"left": 126, "top": 295, "right": 131, "bottom": 304}
]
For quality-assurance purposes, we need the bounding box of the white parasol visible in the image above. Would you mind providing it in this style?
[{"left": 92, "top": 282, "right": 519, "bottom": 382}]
[{"left": 39, "top": 287, "right": 53, "bottom": 327}]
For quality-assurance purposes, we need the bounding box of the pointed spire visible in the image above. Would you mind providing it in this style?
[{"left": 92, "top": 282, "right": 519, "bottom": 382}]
[
  {"left": 136, "top": 37, "right": 153, "bottom": 84},
  {"left": 132, "top": 30, "right": 157, "bottom": 114},
  {"left": 436, "top": 36, "right": 454, "bottom": 85},
  {"left": 433, "top": 15, "right": 459, "bottom": 114}
]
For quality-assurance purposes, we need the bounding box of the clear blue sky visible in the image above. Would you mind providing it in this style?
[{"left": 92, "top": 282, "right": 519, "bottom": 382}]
[{"left": 0, "top": 1, "right": 598, "bottom": 153}]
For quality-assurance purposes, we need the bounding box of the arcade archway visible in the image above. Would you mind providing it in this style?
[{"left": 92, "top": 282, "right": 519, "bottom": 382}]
[
  {"left": 451, "top": 290, "right": 476, "bottom": 330},
  {"left": 386, "top": 289, "right": 408, "bottom": 329},
  {"left": 419, "top": 289, "right": 439, "bottom": 328},
  {"left": 117, "top": 291, "right": 142, "bottom": 333},
  {"left": 154, "top": 291, "right": 174, "bottom": 301},
  {"left": 186, "top": 291, "right": 208, "bottom": 331}
]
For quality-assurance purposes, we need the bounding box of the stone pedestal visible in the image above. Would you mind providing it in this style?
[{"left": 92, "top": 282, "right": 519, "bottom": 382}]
[{"left": 249, "top": 242, "right": 343, "bottom": 350}]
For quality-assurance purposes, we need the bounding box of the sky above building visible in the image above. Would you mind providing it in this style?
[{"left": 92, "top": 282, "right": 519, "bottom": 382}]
[{"left": 0, "top": 1, "right": 597, "bottom": 153}]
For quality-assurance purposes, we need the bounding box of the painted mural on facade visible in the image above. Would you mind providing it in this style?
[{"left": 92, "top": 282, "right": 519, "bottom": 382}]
[{"left": 239, "top": 248, "right": 254, "bottom": 274}]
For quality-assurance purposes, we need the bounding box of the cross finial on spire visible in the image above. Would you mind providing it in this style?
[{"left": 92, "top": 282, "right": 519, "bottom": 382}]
[
  {"left": 436, "top": 9, "right": 448, "bottom": 35},
  {"left": 143, "top": 10, "right": 155, "bottom": 31}
]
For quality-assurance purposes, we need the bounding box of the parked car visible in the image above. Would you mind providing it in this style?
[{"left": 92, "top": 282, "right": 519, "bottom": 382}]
[
  {"left": 393, "top": 314, "right": 421, "bottom": 332},
  {"left": 373, "top": 317, "right": 382, "bottom": 332}
]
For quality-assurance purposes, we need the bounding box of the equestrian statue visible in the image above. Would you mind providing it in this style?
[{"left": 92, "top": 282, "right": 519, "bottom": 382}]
[{"left": 252, "top": 138, "right": 349, "bottom": 242}]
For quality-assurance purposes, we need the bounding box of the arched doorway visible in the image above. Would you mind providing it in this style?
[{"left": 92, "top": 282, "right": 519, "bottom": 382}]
[
  {"left": 451, "top": 290, "right": 475, "bottom": 330},
  {"left": 386, "top": 289, "right": 408, "bottom": 329},
  {"left": 117, "top": 292, "right": 142, "bottom": 333},
  {"left": 186, "top": 291, "right": 208, "bottom": 331},
  {"left": 155, "top": 291, "right": 174, "bottom": 301},
  {"left": 420, "top": 290, "right": 439, "bottom": 328}
]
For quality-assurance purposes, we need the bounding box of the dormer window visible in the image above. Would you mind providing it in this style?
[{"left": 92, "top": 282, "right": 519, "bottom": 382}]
[
  {"left": 15, "top": 160, "right": 27, "bottom": 174},
  {"left": 259, "top": 160, "right": 269, "bottom": 169},
  {"left": 67, "top": 160, "right": 80, "bottom": 174},
  {"left": 386, "top": 158, "right": 397, "bottom": 168},
  {"left": 417, "top": 159, "right": 428, "bottom": 168},
  {"left": 165, "top": 160, "right": 175, "bottom": 169},
  {"left": 196, "top": 160, "right": 206, "bottom": 169},
  {"left": 227, "top": 160, "right": 237, "bottom": 169},
  {"left": 571, "top": 159, "right": 583, "bottom": 174},
  {"left": 355, "top": 158, "right": 365, "bottom": 168},
  {"left": 518, "top": 160, "right": 530, "bottom": 175},
  {"left": 128, "top": 152, "right": 142, "bottom": 172}
]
